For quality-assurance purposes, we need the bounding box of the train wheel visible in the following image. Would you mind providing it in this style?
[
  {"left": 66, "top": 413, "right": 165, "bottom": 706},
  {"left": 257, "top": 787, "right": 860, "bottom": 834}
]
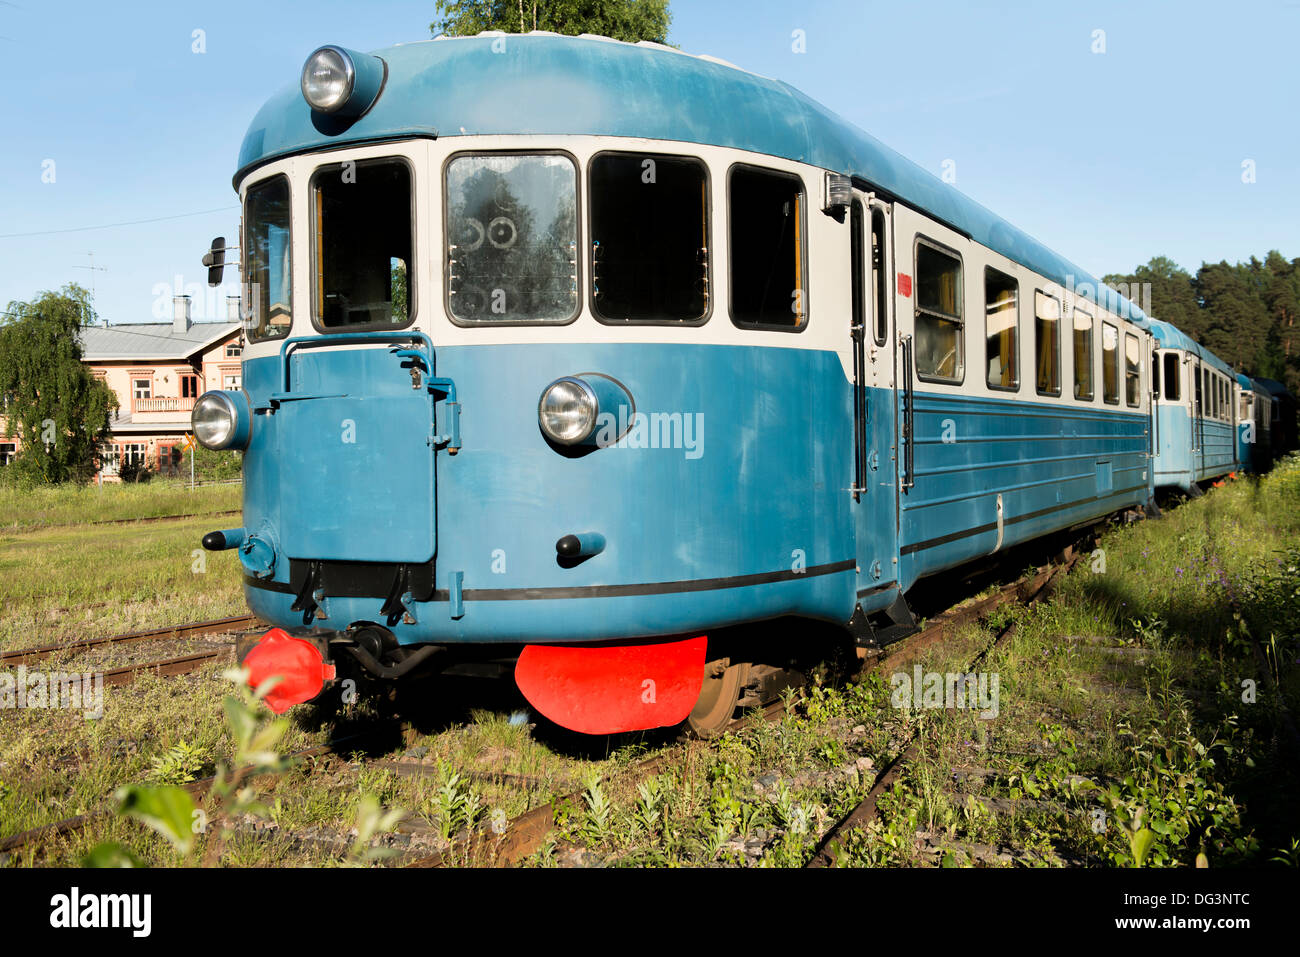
[{"left": 686, "top": 659, "right": 751, "bottom": 737}]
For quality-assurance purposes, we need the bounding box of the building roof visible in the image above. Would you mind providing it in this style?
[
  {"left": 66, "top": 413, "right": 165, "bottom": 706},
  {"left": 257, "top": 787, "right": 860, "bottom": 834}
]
[
  {"left": 79, "top": 321, "right": 240, "bottom": 362},
  {"left": 235, "top": 32, "right": 1148, "bottom": 324}
]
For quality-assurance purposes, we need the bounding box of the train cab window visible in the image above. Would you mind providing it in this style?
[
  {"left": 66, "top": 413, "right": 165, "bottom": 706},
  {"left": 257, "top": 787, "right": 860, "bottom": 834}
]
[
  {"left": 1034, "top": 290, "right": 1061, "bottom": 396},
  {"left": 312, "top": 160, "right": 413, "bottom": 331},
  {"left": 729, "top": 165, "right": 807, "bottom": 329},
  {"left": 242, "top": 175, "right": 292, "bottom": 342},
  {"left": 1073, "top": 307, "right": 1094, "bottom": 401},
  {"left": 1163, "top": 352, "right": 1180, "bottom": 401},
  {"left": 446, "top": 153, "right": 579, "bottom": 323},
  {"left": 1101, "top": 322, "right": 1119, "bottom": 404},
  {"left": 915, "top": 239, "right": 963, "bottom": 382},
  {"left": 590, "top": 152, "right": 708, "bottom": 323},
  {"left": 1125, "top": 333, "right": 1141, "bottom": 407},
  {"left": 985, "top": 268, "right": 1018, "bottom": 390}
]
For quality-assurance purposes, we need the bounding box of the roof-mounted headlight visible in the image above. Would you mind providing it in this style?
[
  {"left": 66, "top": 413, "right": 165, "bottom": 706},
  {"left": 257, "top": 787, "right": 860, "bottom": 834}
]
[{"left": 300, "top": 45, "right": 385, "bottom": 117}]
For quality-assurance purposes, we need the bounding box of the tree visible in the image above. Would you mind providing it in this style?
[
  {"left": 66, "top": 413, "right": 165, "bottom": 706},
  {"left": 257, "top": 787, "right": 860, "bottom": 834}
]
[
  {"left": 0, "top": 284, "right": 117, "bottom": 485},
  {"left": 431, "top": 0, "right": 672, "bottom": 44}
]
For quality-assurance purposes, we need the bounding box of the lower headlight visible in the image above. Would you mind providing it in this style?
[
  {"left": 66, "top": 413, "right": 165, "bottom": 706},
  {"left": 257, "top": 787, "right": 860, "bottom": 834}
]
[
  {"left": 538, "top": 377, "right": 598, "bottom": 445},
  {"left": 192, "top": 391, "right": 251, "bottom": 450}
]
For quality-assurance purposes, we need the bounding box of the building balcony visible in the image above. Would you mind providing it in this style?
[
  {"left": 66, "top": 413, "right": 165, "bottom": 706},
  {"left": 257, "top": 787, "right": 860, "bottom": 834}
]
[{"left": 134, "top": 396, "right": 196, "bottom": 413}]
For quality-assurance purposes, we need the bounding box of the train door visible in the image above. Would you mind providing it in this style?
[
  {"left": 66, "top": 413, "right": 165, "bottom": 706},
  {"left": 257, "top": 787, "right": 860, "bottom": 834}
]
[{"left": 847, "top": 189, "right": 902, "bottom": 619}]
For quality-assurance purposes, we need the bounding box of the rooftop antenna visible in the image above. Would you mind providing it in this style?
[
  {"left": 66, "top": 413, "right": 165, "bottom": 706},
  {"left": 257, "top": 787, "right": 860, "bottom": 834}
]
[{"left": 74, "top": 251, "right": 108, "bottom": 325}]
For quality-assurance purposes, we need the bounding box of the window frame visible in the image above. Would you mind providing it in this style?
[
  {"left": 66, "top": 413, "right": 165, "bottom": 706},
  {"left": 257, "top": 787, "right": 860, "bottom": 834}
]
[
  {"left": 585, "top": 150, "right": 713, "bottom": 327},
  {"left": 1072, "top": 305, "right": 1095, "bottom": 402},
  {"left": 1101, "top": 320, "right": 1120, "bottom": 406},
  {"left": 1034, "top": 288, "right": 1063, "bottom": 397},
  {"left": 241, "top": 173, "right": 294, "bottom": 344},
  {"left": 307, "top": 156, "right": 417, "bottom": 335},
  {"left": 913, "top": 235, "right": 965, "bottom": 385},
  {"left": 442, "top": 149, "right": 583, "bottom": 328},
  {"left": 726, "top": 162, "right": 810, "bottom": 334},
  {"left": 1124, "top": 331, "right": 1142, "bottom": 408},
  {"left": 984, "top": 266, "right": 1019, "bottom": 393},
  {"left": 1162, "top": 351, "right": 1180, "bottom": 402}
]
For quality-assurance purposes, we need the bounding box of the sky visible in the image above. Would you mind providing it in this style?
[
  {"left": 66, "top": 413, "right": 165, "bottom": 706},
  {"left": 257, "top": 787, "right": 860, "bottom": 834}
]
[{"left": 0, "top": 0, "right": 1296, "bottom": 325}]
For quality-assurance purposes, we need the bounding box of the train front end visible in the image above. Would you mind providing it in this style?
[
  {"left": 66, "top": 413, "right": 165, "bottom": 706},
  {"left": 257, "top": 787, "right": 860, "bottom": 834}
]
[{"left": 193, "top": 38, "right": 859, "bottom": 735}]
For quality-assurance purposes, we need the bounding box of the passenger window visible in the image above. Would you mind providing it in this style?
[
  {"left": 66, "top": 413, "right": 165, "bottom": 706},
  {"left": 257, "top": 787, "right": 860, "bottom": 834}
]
[
  {"left": 729, "top": 165, "right": 806, "bottom": 329},
  {"left": 915, "top": 240, "right": 963, "bottom": 382},
  {"left": 1073, "top": 307, "right": 1094, "bottom": 401},
  {"left": 312, "top": 159, "right": 412, "bottom": 331},
  {"left": 243, "top": 175, "right": 292, "bottom": 342},
  {"left": 1153, "top": 350, "right": 1160, "bottom": 397},
  {"left": 446, "top": 153, "right": 578, "bottom": 323},
  {"left": 871, "top": 209, "right": 888, "bottom": 345},
  {"left": 590, "top": 153, "right": 708, "bottom": 323},
  {"left": 1163, "top": 352, "right": 1180, "bottom": 401},
  {"left": 1034, "top": 290, "right": 1061, "bottom": 396},
  {"left": 1125, "top": 333, "right": 1141, "bottom": 407},
  {"left": 1102, "top": 322, "right": 1119, "bottom": 404},
  {"left": 985, "top": 268, "right": 1018, "bottom": 390}
]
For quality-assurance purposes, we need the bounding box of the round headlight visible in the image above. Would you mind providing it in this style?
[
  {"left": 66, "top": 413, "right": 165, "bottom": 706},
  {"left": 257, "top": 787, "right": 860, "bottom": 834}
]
[
  {"left": 300, "top": 45, "right": 355, "bottom": 113},
  {"left": 538, "top": 377, "right": 598, "bottom": 445},
  {"left": 193, "top": 392, "right": 239, "bottom": 450}
]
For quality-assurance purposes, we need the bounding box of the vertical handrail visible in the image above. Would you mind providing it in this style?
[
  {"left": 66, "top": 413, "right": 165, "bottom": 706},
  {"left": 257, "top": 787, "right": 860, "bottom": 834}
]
[{"left": 901, "top": 334, "right": 915, "bottom": 492}]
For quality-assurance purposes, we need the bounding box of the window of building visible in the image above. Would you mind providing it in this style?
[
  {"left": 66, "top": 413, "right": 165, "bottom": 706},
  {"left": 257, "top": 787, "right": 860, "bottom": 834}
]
[
  {"left": 225, "top": 342, "right": 242, "bottom": 358},
  {"left": 0, "top": 442, "right": 15, "bottom": 466},
  {"left": 589, "top": 152, "right": 708, "bottom": 323},
  {"left": 312, "top": 159, "right": 413, "bottom": 331},
  {"left": 985, "top": 268, "right": 1018, "bottom": 390},
  {"left": 133, "top": 378, "right": 152, "bottom": 401},
  {"left": 243, "top": 175, "right": 292, "bottom": 342},
  {"left": 223, "top": 373, "right": 242, "bottom": 391},
  {"left": 1073, "top": 307, "right": 1094, "bottom": 401},
  {"left": 1125, "top": 333, "right": 1141, "bottom": 407},
  {"left": 446, "top": 153, "right": 578, "bottom": 323},
  {"left": 1102, "top": 322, "right": 1119, "bottom": 404},
  {"left": 180, "top": 375, "right": 199, "bottom": 399},
  {"left": 1163, "top": 352, "right": 1180, "bottom": 401},
  {"left": 915, "top": 239, "right": 963, "bottom": 382},
  {"left": 1035, "top": 290, "right": 1061, "bottom": 396},
  {"left": 729, "top": 165, "right": 807, "bottom": 329}
]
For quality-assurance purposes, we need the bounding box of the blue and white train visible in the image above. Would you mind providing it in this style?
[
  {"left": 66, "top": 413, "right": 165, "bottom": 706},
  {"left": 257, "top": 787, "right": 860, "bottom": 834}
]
[{"left": 192, "top": 33, "right": 1283, "bottom": 735}]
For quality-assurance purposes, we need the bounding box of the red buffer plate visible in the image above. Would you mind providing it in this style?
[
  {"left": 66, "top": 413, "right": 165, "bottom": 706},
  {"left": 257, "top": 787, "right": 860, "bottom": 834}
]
[
  {"left": 514, "top": 635, "right": 708, "bottom": 735},
  {"left": 243, "top": 628, "right": 336, "bottom": 715}
]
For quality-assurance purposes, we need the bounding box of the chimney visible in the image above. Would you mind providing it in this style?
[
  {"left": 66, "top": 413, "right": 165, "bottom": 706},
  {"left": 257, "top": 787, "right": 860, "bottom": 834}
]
[
  {"left": 172, "top": 295, "right": 192, "bottom": 334},
  {"left": 226, "top": 295, "right": 241, "bottom": 322}
]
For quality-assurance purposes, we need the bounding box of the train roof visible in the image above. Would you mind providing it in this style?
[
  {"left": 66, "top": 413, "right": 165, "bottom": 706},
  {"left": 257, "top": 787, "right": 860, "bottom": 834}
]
[
  {"left": 237, "top": 32, "right": 1149, "bottom": 323},
  {"left": 1143, "top": 316, "right": 1236, "bottom": 377}
]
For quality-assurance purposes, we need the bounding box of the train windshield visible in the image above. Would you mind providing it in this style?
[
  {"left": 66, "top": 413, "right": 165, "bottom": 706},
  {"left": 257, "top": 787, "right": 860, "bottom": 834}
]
[
  {"left": 243, "top": 176, "right": 292, "bottom": 342},
  {"left": 445, "top": 154, "right": 578, "bottom": 323},
  {"left": 590, "top": 152, "right": 708, "bottom": 323},
  {"left": 311, "top": 159, "right": 413, "bottom": 331}
]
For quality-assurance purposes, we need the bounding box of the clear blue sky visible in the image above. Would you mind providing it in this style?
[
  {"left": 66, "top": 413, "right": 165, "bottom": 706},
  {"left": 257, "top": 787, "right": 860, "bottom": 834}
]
[{"left": 1, "top": 0, "right": 1296, "bottom": 325}]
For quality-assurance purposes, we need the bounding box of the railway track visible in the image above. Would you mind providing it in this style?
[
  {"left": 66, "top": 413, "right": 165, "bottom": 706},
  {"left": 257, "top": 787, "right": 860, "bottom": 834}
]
[
  {"left": 0, "top": 614, "right": 260, "bottom": 667},
  {"left": 806, "top": 553, "right": 1082, "bottom": 868},
  {"left": 10, "top": 509, "right": 241, "bottom": 532},
  {"left": 1, "top": 547, "right": 1087, "bottom": 867}
]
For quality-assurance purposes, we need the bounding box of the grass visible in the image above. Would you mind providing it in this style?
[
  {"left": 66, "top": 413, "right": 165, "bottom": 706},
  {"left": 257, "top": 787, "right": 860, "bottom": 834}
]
[
  {"left": 3, "top": 460, "right": 1298, "bottom": 867},
  {"left": 0, "top": 480, "right": 239, "bottom": 531},
  {"left": 0, "top": 517, "right": 246, "bottom": 650}
]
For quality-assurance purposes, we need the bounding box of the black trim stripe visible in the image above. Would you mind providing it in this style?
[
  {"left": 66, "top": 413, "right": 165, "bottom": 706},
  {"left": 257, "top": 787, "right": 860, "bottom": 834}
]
[
  {"left": 900, "top": 485, "right": 1147, "bottom": 556},
  {"left": 244, "top": 559, "right": 856, "bottom": 603}
]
